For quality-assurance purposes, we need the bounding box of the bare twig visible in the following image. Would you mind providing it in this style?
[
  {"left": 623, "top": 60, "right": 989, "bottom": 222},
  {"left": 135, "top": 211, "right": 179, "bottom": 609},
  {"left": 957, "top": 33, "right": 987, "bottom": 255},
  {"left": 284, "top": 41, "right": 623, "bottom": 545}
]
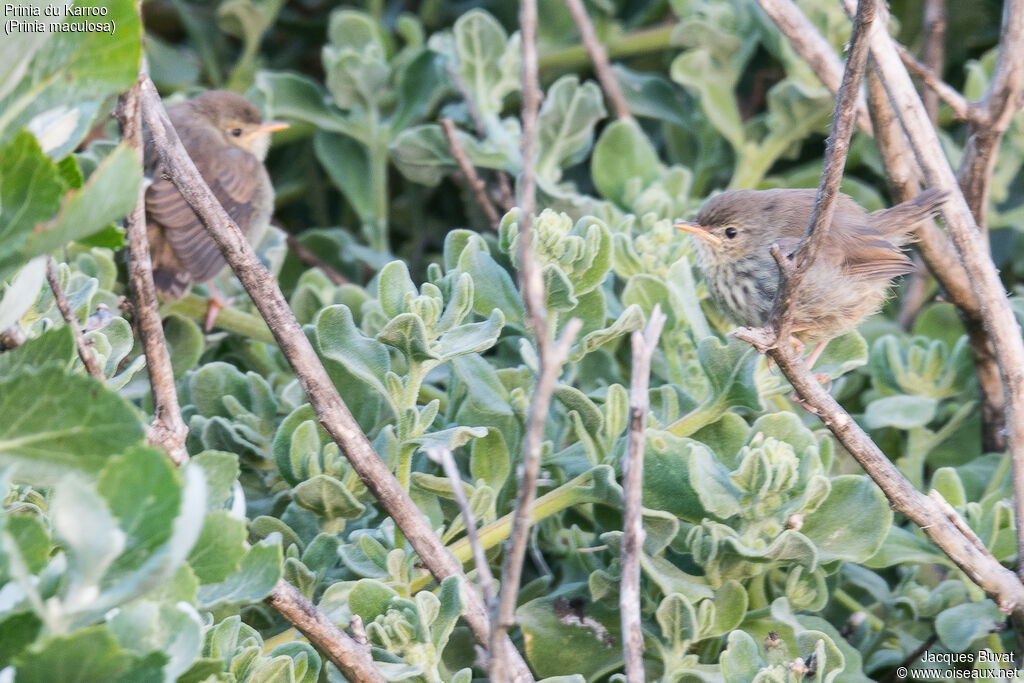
[
  {"left": 956, "top": 0, "right": 1024, "bottom": 231},
  {"left": 866, "top": 54, "right": 1007, "bottom": 452},
  {"left": 46, "top": 256, "right": 105, "bottom": 381},
  {"left": 895, "top": 43, "right": 973, "bottom": 122},
  {"left": 265, "top": 580, "right": 384, "bottom": 682},
  {"left": 745, "top": 0, "right": 1024, "bottom": 628},
  {"left": 136, "top": 77, "right": 534, "bottom": 682},
  {"left": 753, "top": 0, "right": 874, "bottom": 136},
  {"left": 920, "top": 0, "right": 947, "bottom": 124},
  {"left": 929, "top": 489, "right": 988, "bottom": 554},
  {"left": 115, "top": 77, "right": 189, "bottom": 467},
  {"left": 427, "top": 446, "right": 497, "bottom": 609},
  {"left": 878, "top": 634, "right": 940, "bottom": 683},
  {"left": 440, "top": 118, "right": 502, "bottom": 231},
  {"left": 286, "top": 235, "right": 349, "bottom": 285},
  {"left": 759, "top": 0, "right": 875, "bottom": 349},
  {"left": 445, "top": 65, "right": 516, "bottom": 212},
  {"left": 839, "top": 0, "right": 1024, "bottom": 591},
  {"left": 350, "top": 615, "right": 369, "bottom": 649},
  {"left": 621, "top": 305, "right": 666, "bottom": 683},
  {"left": 490, "top": 3, "right": 583, "bottom": 681},
  {"left": 563, "top": 0, "right": 632, "bottom": 120},
  {"left": 769, "top": 0, "right": 1004, "bottom": 452},
  {"left": 730, "top": 337, "right": 1024, "bottom": 620}
]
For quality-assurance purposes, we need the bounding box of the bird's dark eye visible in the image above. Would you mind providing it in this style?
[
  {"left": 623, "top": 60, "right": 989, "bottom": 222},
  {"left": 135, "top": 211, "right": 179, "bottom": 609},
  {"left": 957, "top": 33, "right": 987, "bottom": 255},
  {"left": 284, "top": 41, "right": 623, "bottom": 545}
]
[
  {"left": 724, "top": 227, "right": 738, "bottom": 239},
  {"left": 230, "top": 128, "right": 243, "bottom": 137}
]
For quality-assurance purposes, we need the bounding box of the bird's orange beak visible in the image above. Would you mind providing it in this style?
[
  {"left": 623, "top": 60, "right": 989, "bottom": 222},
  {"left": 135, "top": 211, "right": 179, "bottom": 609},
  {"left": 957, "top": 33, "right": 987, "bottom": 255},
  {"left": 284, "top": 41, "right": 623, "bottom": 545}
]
[
  {"left": 675, "top": 221, "right": 722, "bottom": 245},
  {"left": 257, "top": 121, "right": 290, "bottom": 134}
]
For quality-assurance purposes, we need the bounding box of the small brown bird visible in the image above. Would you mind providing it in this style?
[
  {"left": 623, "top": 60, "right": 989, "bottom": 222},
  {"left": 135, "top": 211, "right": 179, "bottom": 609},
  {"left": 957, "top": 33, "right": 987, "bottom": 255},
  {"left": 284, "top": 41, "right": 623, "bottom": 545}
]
[
  {"left": 677, "top": 188, "right": 946, "bottom": 366},
  {"left": 145, "top": 90, "right": 287, "bottom": 329}
]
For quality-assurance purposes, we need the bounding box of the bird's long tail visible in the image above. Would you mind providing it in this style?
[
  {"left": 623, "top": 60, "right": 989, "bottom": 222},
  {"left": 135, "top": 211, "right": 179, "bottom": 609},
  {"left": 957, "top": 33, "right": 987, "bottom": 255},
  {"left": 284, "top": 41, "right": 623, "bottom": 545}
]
[{"left": 869, "top": 188, "right": 948, "bottom": 243}]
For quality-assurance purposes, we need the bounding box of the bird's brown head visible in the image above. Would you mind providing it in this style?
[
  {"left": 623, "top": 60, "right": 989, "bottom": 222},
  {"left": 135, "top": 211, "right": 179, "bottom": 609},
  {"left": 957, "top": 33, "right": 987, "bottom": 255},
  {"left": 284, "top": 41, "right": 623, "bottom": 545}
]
[
  {"left": 676, "top": 190, "right": 766, "bottom": 263},
  {"left": 189, "top": 91, "right": 288, "bottom": 160}
]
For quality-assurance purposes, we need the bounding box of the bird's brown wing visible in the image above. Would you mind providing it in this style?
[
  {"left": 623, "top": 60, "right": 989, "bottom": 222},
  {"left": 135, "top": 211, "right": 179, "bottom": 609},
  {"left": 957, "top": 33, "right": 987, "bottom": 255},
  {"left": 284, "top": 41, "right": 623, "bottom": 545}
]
[
  {"left": 831, "top": 220, "right": 914, "bottom": 281},
  {"left": 146, "top": 143, "right": 262, "bottom": 284}
]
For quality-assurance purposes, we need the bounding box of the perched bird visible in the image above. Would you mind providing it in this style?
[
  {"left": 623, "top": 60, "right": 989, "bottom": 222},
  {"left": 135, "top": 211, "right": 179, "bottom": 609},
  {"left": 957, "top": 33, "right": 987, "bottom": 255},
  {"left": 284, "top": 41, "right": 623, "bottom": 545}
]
[
  {"left": 144, "top": 90, "right": 287, "bottom": 329},
  {"left": 677, "top": 188, "right": 946, "bottom": 366}
]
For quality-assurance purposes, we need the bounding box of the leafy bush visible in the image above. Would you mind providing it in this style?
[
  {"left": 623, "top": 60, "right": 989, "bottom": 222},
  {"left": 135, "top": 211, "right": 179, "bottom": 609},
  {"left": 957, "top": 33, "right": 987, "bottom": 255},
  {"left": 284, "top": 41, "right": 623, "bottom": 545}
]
[{"left": 1, "top": 0, "right": 1020, "bottom": 680}]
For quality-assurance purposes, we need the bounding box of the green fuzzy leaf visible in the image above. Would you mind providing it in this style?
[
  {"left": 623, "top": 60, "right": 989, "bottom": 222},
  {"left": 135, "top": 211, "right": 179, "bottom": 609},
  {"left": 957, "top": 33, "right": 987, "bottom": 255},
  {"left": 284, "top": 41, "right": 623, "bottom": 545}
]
[
  {"left": 322, "top": 10, "right": 389, "bottom": 110},
  {"left": 720, "top": 630, "right": 763, "bottom": 681},
  {"left": 518, "top": 588, "right": 622, "bottom": 680},
  {"left": 863, "top": 525, "right": 951, "bottom": 569},
  {"left": 12, "top": 625, "right": 143, "bottom": 683},
  {"left": 536, "top": 76, "right": 606, "bottom": 182},
  {"left": 2, "top": 514, "right": 50, "bottom": 576},
  {"left": 437, "top": 309, "right": 505, "bottom": 361},
  {"left": 689, "top": 444, "right": 743, "bottom": 519},
  {"left": 98, "top": 447, "right": 181, "bottom": 575},
  {"left": 349, "top": 578, "right": 399, "bottom": 621},
  {"left": 315, "top": 304, "right": 391, "bottom": 397},
  {"left": 107, "top": 601, "right": 204, "bottom": 682},
  {"left": 390, "top": 123, "right": 512, "bottom": 186},
  {"left": 935, "top": 600, "right": 1004, "bottom": 651},
  {"left": 188, "top": 511, "right": 247, "bottom": 584},
  {"left": 0, "top": 131, "right": 65, "bottom": 281},
  {"left": 470, "top": 428, "right": 511, "bottom": 493},
  {"left": 571, "top": 304, "right": 645, "bottom": 361},
  {"left": 377, "top": 312, "right": 438, "bottom": 362},
  {"left": 22, "top": 143, "right": 141, "bottom": 261},
  {"left": 269, "top": 642, "right": 322, "bottom": 683},
  {"left": 670, "top": 49, "right": 744, "bottom": 150},
  {"left": 0, "top": 0, "right": 141, "bottom": 155},
  {"left": 292, "top": 474, "right": 366, "bottom": 522},
  {"left": 699, "top": 581, "right": 747, "bottom": 639},
  {"left": 162, "top": 313, "right": 204, "bottom": 381},
  {"left": 591, "top": 119, "right": 661, "bottom": 208},
  {"left": 314, "top": 130, "right": 375, "bottom": 223},
  {"left": 0, "top": 610, "right": 42, "bottom": 668},
  {"left": 801, "top": 476, "right": 891, "bottom": 563},
  {"left": 0, "top": 324, "right": 74, "bottom": 376},
  {"left": 378, "top": 260, "right": 417, "bottom": 319},
  {"left": 450, "top": 9, "right": 520, "bottom": 117},
  {"left": 457, "top": 238, "right": 524, "bottom": 324},
  {"left": 656, "top": 593, "right": 698, "bottom": 652},
  {"left": 252, "top": 71, "right": 354, "bottom": 136},
  {"left": 611, "top": 65, "right": 690, "bottom": 127},
  {"left": 391, "top": 49, "right": 447, "bottom": 133},
  {"left": 863, "top": 395, "right": 938, "bottom": 430},
  {"left": 642, "top": 431, "right": 706, "bottom": 523},
  {"left": 196, "top": 539, "right": 283, "bottom": 609},
  {"left": 0, "top": 365, "right": 143, "bottom": 484},
  {"left": 192, "top": 450, "right": 240, "bottom": 510}
]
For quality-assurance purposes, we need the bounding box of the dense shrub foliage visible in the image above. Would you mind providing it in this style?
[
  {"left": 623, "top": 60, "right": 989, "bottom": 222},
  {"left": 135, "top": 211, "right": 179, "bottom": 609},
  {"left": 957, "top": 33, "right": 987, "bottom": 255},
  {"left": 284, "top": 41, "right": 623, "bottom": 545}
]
[{"left": 0, "top": 0, "right": 1021, "bottom": 680}]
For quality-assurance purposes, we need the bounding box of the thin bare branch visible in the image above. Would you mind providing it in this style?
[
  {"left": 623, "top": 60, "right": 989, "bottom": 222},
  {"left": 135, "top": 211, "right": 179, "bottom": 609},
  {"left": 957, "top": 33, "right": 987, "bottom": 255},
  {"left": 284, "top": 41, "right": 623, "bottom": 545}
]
[
  {"left": 136, "top": 76, "right": 534, "bottom": 682},
  {"left": 761, "top": 0, "right": 876, "bottom": 348},
  {"left": 895, "top": 43, "right": 973, "bottom": 122},
  {"left": 286, "top": 235, "right": 349, "bottom": 285},
  {"left": 427, "top": 446, "right": 497, "bottom": 609},
  {"left": 731, "top": 331, "right": 1024, "bottom": 619},
  {"left": 563, "top": 0, "right": 632, "bottom": 120},
  {"left": 920, "top": 0, "right": 947, "bottom": 124},
  {"left": 753, "top": 0, "right": 874, "bottom": 136},
  {"left": 621, "top": 305, "right": 666, "bottom": 683},
  {"left": 445, "top": 64, "right": 516, "bottom": 212},
  {"left": 440, "top": 118, "right": 502, "bottom": 231},
  {"left": 46, "top": 256, "right": 105, "bottom": 381},
  {"left": 490, "top": 4, "right": 567, "bottom": 681},
  {"left": 839, "top": 0, "right": 1024, "bottom": 590},
  {"left": 265, "top": 580, "right": 384, "bottom": 682},
  {"left": 115, "top": 76, "right": 189, "bottom": 466},
  {"left": 957, "top": 0, "right": 1024, "bottom": 230}
]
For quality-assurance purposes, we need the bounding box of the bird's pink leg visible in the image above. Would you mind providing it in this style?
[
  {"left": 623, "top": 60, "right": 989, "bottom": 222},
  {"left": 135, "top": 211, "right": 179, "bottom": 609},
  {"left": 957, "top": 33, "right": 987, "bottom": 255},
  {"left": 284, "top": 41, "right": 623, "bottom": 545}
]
[{"left": 204, "top": 281, "right": 235, "bottom": 332}]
